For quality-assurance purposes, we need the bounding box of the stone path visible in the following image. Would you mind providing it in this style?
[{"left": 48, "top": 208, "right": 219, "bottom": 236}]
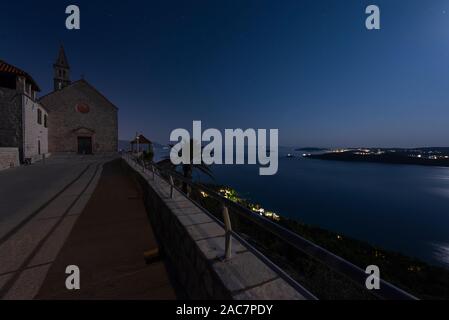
[
  {"left": 0, "top": 155, "right": 111, "bottom": 299},
  {"left": 0, "top": 154, "right": 108, "bottom": 241},
  {"left": 35, "top": 159, "right": 177, "bottom": 299}
]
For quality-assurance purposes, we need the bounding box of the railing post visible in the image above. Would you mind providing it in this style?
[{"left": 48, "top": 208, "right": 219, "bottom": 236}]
[
  {"left": 222, "top": 204, "right": 232, "bottom": 260},
  {"left": 151, "top": 164, "right": 155, "bottom": 180},
  {"left": 169, "top": 175, "right": 174, "bottom": 199}
]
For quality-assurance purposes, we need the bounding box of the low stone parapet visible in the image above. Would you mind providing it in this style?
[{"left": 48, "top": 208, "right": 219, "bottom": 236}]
[
  {"left": 0, "top": 148, "right": 19, "bottom": 171},
  {"left": 123, "top": 156, "right": 310, "bottom": 300}
]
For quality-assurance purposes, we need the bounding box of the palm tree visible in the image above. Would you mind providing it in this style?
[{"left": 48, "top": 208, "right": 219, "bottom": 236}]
[
  {"left": 158, "top": 139, "right": 213, "bottom": 194},
  {"left": 141, "top": 142, "right": 155, "bottom": 163}
]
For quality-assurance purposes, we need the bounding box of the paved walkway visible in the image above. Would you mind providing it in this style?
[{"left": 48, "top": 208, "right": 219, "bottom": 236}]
[
  {"left": 35, "top": 159, "right": 177, "bottom": 299},
  {"left": 0, "top": 154, "right": 111, "bottom": 299},
  {"left": 0, "top": 154, "right": 110, "bottom": 242}
]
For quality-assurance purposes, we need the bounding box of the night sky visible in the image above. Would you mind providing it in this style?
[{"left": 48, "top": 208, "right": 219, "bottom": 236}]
[{"left": 1, "top": 0, "right": 449, "bottom": 147}]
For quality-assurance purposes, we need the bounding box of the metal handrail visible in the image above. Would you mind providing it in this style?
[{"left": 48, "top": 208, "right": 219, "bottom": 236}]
[{"left": 124, "top": 153, "right": 418, "bottom": 300}]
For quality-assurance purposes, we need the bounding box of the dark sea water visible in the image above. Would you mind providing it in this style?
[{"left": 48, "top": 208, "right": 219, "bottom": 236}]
[{"left": 155, "top": 146, "right": 449, "bottom": 268}]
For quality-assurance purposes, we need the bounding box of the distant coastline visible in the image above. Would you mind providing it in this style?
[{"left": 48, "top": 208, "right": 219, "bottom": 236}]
[
  {"left": 304, "top": 148, "right": 449, "bottom": 167},
  {"left": 295, "top": 147, "right": 329, "bottom": 152}
]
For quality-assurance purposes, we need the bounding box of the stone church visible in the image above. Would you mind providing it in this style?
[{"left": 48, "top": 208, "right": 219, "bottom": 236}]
[{"left": 39, "top": 46, "right": 118, "bottom": 155}]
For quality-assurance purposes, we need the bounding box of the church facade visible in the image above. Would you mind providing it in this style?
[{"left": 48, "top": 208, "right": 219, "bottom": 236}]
[{"left": 39, "top": 46, "right": 118, "bottom": 154}]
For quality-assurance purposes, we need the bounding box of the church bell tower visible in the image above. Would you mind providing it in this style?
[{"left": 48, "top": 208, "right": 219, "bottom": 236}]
[{"left": 53, "top": 45, "right": 71, "bottom": 91}]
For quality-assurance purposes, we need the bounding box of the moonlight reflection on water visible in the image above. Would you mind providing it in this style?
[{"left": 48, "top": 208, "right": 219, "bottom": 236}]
[
  {"left": 152, "top": 146, "right": 449, "bottom": 268},
  {"left": 433, "top": 243, "right": 449, "bottom": 267}
]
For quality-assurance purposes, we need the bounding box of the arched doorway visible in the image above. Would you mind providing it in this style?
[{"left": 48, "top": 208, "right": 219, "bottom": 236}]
[
  {"left": 77, "top": 137, "right": 92, "bottom": 154},
  {"left": 73, "top": 127, "right": 95, "bottom": 155}
]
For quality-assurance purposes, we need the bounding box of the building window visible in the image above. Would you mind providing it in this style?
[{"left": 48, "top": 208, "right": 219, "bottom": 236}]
[
  {"left": 44, "top": 114, "right": 48, "bottom": 128},
  {"left": 37, "top": 109, "right": 42, "bottom": 125}
]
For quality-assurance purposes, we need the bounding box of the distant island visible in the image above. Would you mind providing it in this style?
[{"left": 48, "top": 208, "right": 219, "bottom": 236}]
[
  {"left": 295, "top": 147, "right": 329, "bottom": 152},
  {"left": 305, "top": 147, "right": 449, "bottom": 167}
]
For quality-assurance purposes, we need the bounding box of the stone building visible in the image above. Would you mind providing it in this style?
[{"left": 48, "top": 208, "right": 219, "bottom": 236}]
[
  {"left": 39, "top": 46, "right": 118, "bottom": 154},
  {"left": 0, "top": 60, "right": 49, "bottom": 165}
]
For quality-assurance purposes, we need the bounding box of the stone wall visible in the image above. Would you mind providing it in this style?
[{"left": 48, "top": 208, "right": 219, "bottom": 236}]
[
  {"left": 22, "top": 95, "right": 49, "bottom": 162},
  {"left": 39, "top": 80, "right": 118, "bottom": 154},
  {"left": 123, "top": 157, "right": 308, "bottom": 300},
  {"left": 0, "top": 87, "right": 48, "bottom": 163},
  {"left": 0, "top": 148, "right": 19, "bottom": 170},
  {"left": 0, "top": 87, "right": 23, "bottom": 160}
]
